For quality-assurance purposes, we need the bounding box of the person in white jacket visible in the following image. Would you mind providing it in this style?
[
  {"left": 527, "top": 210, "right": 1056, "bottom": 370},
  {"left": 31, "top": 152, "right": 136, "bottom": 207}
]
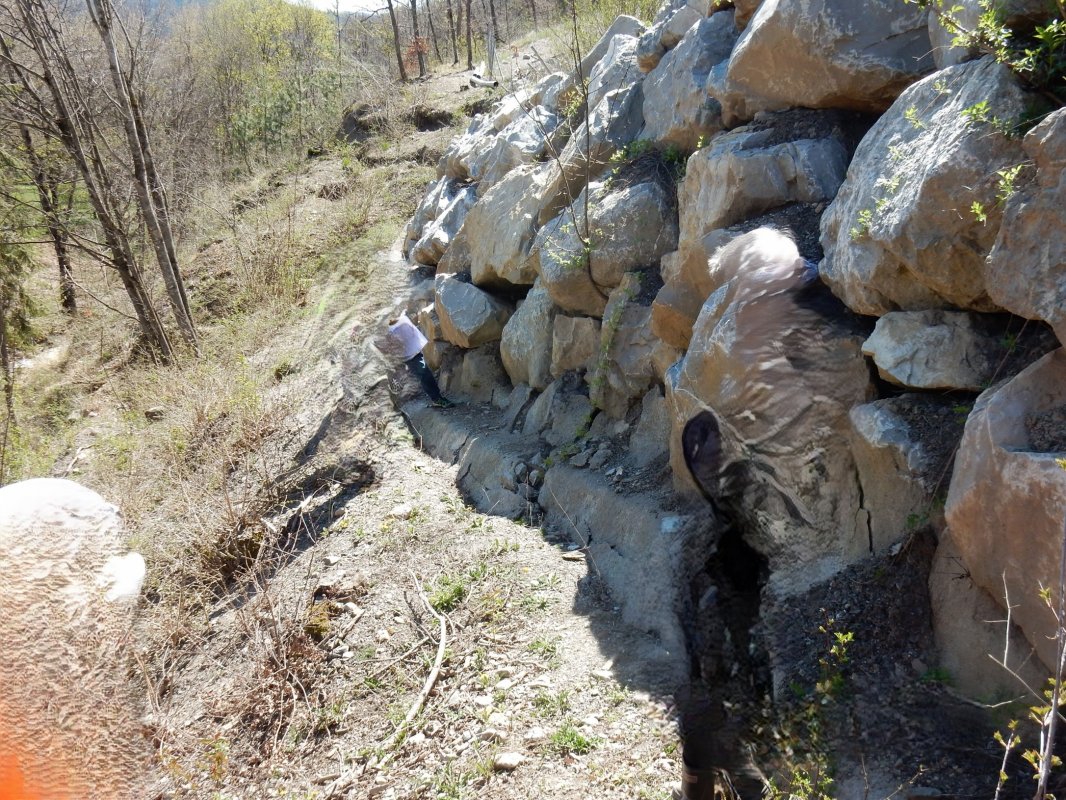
[{"left": 386, "top": 313, "right": 453, "bottom": 408}]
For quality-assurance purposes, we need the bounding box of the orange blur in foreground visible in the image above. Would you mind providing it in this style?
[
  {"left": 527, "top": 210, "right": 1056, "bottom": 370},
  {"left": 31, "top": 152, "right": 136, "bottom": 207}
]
[{"left": 0, "top": 751, "right": 51, "bottom": 800}]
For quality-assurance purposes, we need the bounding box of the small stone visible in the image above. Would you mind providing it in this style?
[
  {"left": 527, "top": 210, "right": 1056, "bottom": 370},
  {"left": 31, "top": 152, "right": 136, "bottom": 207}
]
[
  {"left": 581, "top": 715, "right": 599, "bottom": 728},
  {"left": 488, "top": 712, "right": 510, "bottom": 728},
  {"left": 144, "top": 405, "right": 165, "bottom": 421},
  {"left": 495, "top": 667, "right": 515, "bottom": 678},
  {"left": 527, "top": 468, "right": 545, "bottom": 488},
  {"left": 523, "top": 726, "right": 547, "bottom": 743},
  {"left": 562, "top": 550, "right": 585, "bottom": 562},
  {"left": 375, "top": 628, "right": 391, "bottom": 642},
  {"left": 473, "top": 695, "right": 493, "bottom": 707},
  {"left": 513, "top": 462, "right": 530, "bottom": 482},
  {"left": 591, "top": 669, "right": 612, "bottom": 681},
  {"left": 387, "top": 503, "right": 416, "bottom": 520},
  {"left": 331, "top": 644, "right": 350, "bottom": 658},
  {"left": 324, "top": 555, "right": 341, "bottom": 567},
  {"left": 495, "top": 678, "right": 515, "bottom": 691},
  {"left": 479, "top": 728, "right": 505, "bottom": 743},
  {"left": 343, "top": 602, "right": 360, "bottom": 615},
  {"left": 493, "top": 752, "right": 524, "bottom": 772},
  {"left": 408, "top": 732, "right": 427, "bottom": 746},
  {"left": 569, "top": 451, "right": 591, "bottom": 468},
  {"left": 588, "top": 447, "right": 610, "bottom": 470}
]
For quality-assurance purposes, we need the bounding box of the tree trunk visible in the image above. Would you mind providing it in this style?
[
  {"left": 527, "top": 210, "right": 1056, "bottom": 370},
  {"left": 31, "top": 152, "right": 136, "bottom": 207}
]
[
  {"left": 465, "top": 0, "right": 473, "bottom": 70},
  {"left": 424, "top": 0, "right": 442, "bottom": 63},
  {"left": 0, "top": 291, "right": 13, "bottom": 484},
  {"left": 86, "top": 0, "right": 198, "bottom": 352},
  {"left": 486, "top": 0, "right": 499, "bottom": 43},
  {"left": 410, "top": 0, "right": 427, "bottom": 78},
  {"left": 385, "top": 0, "right": 409, "bottom": 81},
  {"left": 445, "top": 0, "right": 458, "bottom": 64},
  {"left": 527, "top": 0, "right": 537, "bottom": 27}
]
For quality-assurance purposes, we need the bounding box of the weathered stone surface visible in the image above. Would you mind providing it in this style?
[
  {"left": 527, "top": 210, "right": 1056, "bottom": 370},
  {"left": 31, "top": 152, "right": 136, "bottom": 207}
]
[
  {"left": 578, "top": 15, "right": 646, "bottom": 84},
  {"left": 455, "top": 343, "right": 510, "bottom": 402},
  {"left": 551, "top": 315, "right": 601, "bottom": 377},
  {"left": 732, "top": 0, "right": 761, "bottom": 29},
  {"left": 930, "top": 0, "right": 1057, "bottom": 69},
  {"left": 679, "top": 125, "right": 848, "bottom": 242},
  {"left": 945, "top": 348, "right": 1066, "bottom": 672},
  {"left": 552, "top": 84, "right": 646, "bottom": 215},
  {"left": 862, "top": 310, "right": 1004, "bottom": 391},
  {"left": 475, "top": 108, "right": 561, "bottom": 194},
  {"left": 411, "top": 185, "right": 478, "bottom": 266},
  {"left": 500, "top": 280, "right": 558, "bottom": 391},
  {"left": 821, "top": 58, "right": 1028, "bottom": 315},
  {"left": 434, "top": 274, "right": 514, "bottom": 348},
  {"left": 522, "top": 375, "right": 591, "bottom": 440},
  {"left": 405, "top": 176, "right": 457, "bottom": 257},
  {"left": 637, "top": 23, "right": 669, "bottom": 72},
  {"left": 545, "top": 392, "right": 595, "bottom": 447},
  {"left": 629, "top": 387, "right": 671, "bottom": 468},
  {"left": 849, "top": 395, "right": 963, "bottom": 552},
  {"left": 929, "top": 529, "right": 1049, "bottom": 701},
  {"left": 661, "top": 4, "right": 703, "bottom": 49},
  {"left": 587, "top": 35, "right": 642, "bottom": 112},
  {"left": 536, "top": 179, "right": 678, "bottom": 317},
  {"left": 666, "top": 229, "right": 873, "bottom": 594},
  {"left": 642, "top": 13, "right": 738, "bottom": 152},
  {"left": 457, "top": 163, "right": 563, "bottom": 289},
  {"left": 713, "top": 0, "right": 933, "bottom": 125},
  {"left": 986, "top": 108, "right": 1066, "bottom": 346},
  {"left": 590, "top": 274, "right": 660, "bottom": 419}
]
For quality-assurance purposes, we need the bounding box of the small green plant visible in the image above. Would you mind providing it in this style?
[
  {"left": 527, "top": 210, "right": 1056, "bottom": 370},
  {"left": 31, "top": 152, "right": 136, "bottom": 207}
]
[
  {"left": 849, "top": 208, "right": 874, "bottom": 241},
  {"left": 549, "top": 721, "right": 597, "bottom": 755},
  {"left": 921, "top": 667, "right": 954, "bottom": 685},
  {"left": 904, "top": 105, "right": 925, "bottom": 130},
  {"left": 533, "top": 689, "right": 571, "bottom": 718}
]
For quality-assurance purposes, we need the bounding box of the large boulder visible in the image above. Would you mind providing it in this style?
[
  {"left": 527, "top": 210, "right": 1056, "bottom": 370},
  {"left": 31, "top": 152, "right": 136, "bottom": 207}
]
[
  {"left": 405, "top": 176, "right": 458, "bottom": 257},
  {"left": 848, "top": 395, "right": 964, "bottom": 552},
  {"left": 820, "top": 58, "right": 1029, "bottom": 316},
  {"left": 636, "top": 2, "right": 704, "bottom": 72},
  {"left": 410, "top": 185, "right": 477, "bottom": 267},
  {"left": 536, "top": 178, "right": 678, "bottom": 317},
  {"left": 500, "top": 280, "right": 558, "bottom": 391},
  {"left": 862, "top": 310, "right": 1007, "bottom": 391},
  {"left": 589, "top": 273, "right": 660, "bottom": 419},
  {"left": 577, "top": 15, "right": 646, "bottom": 82},
  {"left": 455, "top": 343, "right": 510, "bottom": 403},
  {"left": 666, "top": 229, "right": 873, "bottom": 594},
  {"left": 709, "top": 0, "right": 933, "bottom": 125},
  {"left": 986, "top": 108, "right": 1066, "bottom": 346},
  {"left": 930, "top": 0, "right": 1058, "bottom": 68},
  {"left": 945, "top": 348, "right": 1066, "bottom": 672},
  {"left": 434, "top": 274, "right": 514, "bottom": 348},
  {"left": 474, "top": 107, "right": 562, "bottom": 194},
  {"left": 457, "top": 163, "right": 565, "bottom": 289},
  {"left": 732, "top": 0, "right": 761, "bottom": 29},
  {"left": 551, "top": 315, "right": 601, "bottom": 377},
  {"left": 587, "top": 34, "right": 642, "bottom": 112},
  {"left": 642, "top": 12, "right": 738, "bottom": 152}
]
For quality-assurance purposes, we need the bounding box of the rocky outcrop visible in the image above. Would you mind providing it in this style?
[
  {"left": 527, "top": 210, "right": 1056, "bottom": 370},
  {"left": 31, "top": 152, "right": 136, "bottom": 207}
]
[
  {"left": 410, "top": 185, "right": 477, "bottom": 266},
  {"left": 589, "top": 274, "right": 660, "bottom": 419},
  {"left": 455, "top": 343, "right": 510, "bottom": 403},
  {"left": 434, "top": 274, "right": 513, "bottom": 348},
  {"left": 551, "top": 315, "right": 601, "bottom": 377},
  {"left": 709, "top": 0, "right": 933, "bottom": 125},
  {"left": 986, "top": 108, "right": 1066, "bottom": 346},
  {"left": 666, "top": 229, "right": 872, "bottom": 593},
  {"left": 587, "top": 34, "right": 642, "bottom": 111},
  {"left": 500, "top": 280, "right": 558, "bottom": 391},
  {"left": 861, "top": 310, "right": 1005, "bottom": 391},
  {"left": 944, "top": 348, "right": 1066, "bottom": 673},
  {"left": 642, "top": 12, "right": 738, "bottom": 152},
  {"left": 821, "top": 58, "right": 1029, "bottom": 315}
]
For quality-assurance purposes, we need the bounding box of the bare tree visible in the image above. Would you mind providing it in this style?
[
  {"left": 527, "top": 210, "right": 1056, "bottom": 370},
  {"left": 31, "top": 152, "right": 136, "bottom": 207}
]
[
  {"left": 409, "top": 0, "right": 427, "bottom": 77},
  {"left": 424, "top": 0, "right": 441, "bottom": 62},
  {"left": 385, "top": 0, "right": 409, "bottom": 81},
  {"left": 445, "top": 0, "right": 458, "bottom": 64},
  {"left": 465, "top": 0, "right": 473, "bottom": 69}
]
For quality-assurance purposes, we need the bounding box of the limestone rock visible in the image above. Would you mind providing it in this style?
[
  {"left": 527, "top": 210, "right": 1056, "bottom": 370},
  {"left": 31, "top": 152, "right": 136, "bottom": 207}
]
[
  {"left": 501, "top": 280, "right": 558, "bottom": 391},
  {"left": 945, "top": 348, "right": 1066, "bottom": 672},
  {"left": 456, "top": 343, "right": 510, "bottom": 403},
  {"left": 546, "top": 392, "right": 595, "bottom": 447},
  {"left": 642, "top": 12, "right": 738, "bottom": 152},
  {"left": 589, "top": 274, "right": 660, "bottom": 419},
  {"left": 629, "top": 387, "right": 671, "bottom": 468},
  {"left": 637, "top": 24, "right": 669, "bottom": 72},
  {"left": 458, "top": 163, "right": 564, "bottom": 289},
  {"left": 986, "top": 108, "right": 1066, "bottom": 346},
  {"left": 821, "top": 58, "right": 1028, "bottom": 315},
  {"left": 475, "top": 107, "right": 561, "bottom": 194},
  {"left": 405, "top": 176, "right": 458, "bottom": 257},
  {"left": 849, "top": 395, "right": 964, "bottom": 552},
  {"left": 411, "top": 185, "right": 477, "bottom": 266},
  {"left": 714, "top": 0, "right": 933, "bottom": 125},
  {"left": 578, "top": 15, "right": 646, "bottom": 84},
  {"left": 929, "top": 529, "right": 1048, "bottom": 700},
  {"left": 587, "top": 35, "right": 642, "bottom": 112},
  {"left": 434, "top": 274, "right": 513, "bottom": 348},
  {"left": 732, "top": 0, "right": 761, "bottom": 29},
  {"left": 536, "top": 179, "right": 678, "bottom": 317},
  {"left": 551, "top": 315, "right": 601, "bottom": 377},
  {"left": 862, "top": 310, "right": 1005, "bottom": 391},
  {"left": 666, "top": 229, "right": 873, "bottom": 594},
  {"left": 930, "top": 0, "right": 1057, "bottom": 69}
]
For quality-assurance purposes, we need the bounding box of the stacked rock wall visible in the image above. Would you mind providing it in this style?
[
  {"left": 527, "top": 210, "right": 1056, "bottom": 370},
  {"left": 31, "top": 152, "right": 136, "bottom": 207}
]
[{"left": 403, "top": 0, "right": 1066, "bottom": 698}]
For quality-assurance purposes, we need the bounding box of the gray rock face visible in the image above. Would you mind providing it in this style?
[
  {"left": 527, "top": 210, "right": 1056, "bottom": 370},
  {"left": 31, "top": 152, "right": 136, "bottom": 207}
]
[
  {"left": 475, "top": 107, "right": 561, "bottom": 194},
  {"left": 405, "top": 176, "right": 457, "bottom": 257},
  {"left": 577, "top": 15, "right": 646, "bottom": 83},
  {"left": 459, "top": 163, "right": 564, "bottom": 289},
  {"left": 986, "top": 108, "right": 1066, "bottom": 346},
  {"left": 500, "top": 280, "right": 558, "bottom": 391},
  {"left": 642, "top": 12, "right": 738, "bottom": 152},
  {"left": 587, "top": 35, "right": 642, "bottom": 111},
  {"left": 434, "top": 274, "right": 514, "bottom": 348},
  {"left": 456, "top": 343, "right": 510, "bottom": 402},
  {"left": 732, "top": 0, "right": 761, "bottom": 29},
  {"left": 536, "top": 178, "right": 677, "bottom": 317},
  {"left": 410, "top": 185, "right": 478, "bottom": 266},
  {"left": 945, "top": 348, "right": 1066, "bottom": 673},
  {"left": 862, "top": 310, "right": 1003, "bottom": 391},
  {"left": 551, "top": 315, "right": 601, "bottom": 377},
  {"left": 820, "top": 58, "right": 1028, "bottom": 316},
  {"left": 666, "top": 228, "right": 873, "bottom": 594},
  {"left": 589, "top": 274, "right": 660, "bottom": 419},
  {"left": 712, "top": 0, "right": 933, "bottom": 124},
  {"left": 930, "top": 0, "right": 1057, "bottom": 68},
  {"left": 849, "top": 395, "right": 962, "bottom": 552},
  {"left": 629, "top": 387, "right": 671, "bottom": 468}
]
